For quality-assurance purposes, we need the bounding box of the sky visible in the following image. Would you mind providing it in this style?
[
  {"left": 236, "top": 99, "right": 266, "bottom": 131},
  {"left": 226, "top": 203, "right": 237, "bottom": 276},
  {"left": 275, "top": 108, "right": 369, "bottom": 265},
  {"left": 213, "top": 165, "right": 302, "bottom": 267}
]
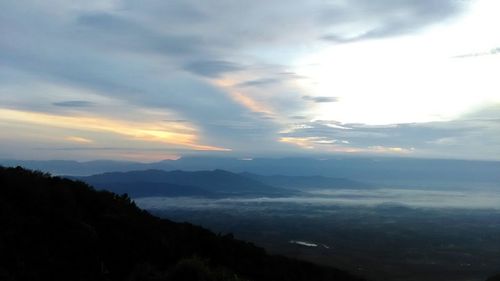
[{"left": 1, "top": 0, "right": 499, "bottom": 161}]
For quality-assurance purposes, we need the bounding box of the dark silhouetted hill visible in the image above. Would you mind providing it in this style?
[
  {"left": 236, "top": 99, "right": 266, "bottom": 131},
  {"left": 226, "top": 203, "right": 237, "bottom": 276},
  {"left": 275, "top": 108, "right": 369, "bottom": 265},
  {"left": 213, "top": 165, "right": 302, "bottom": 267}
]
[
  {"left": 487, "top": 274, "right": 500, "bottom": 281},
  {"left": 0, "top": 166, "right": 364, "bottom": 281},
  {"left": 76, "top": 169, "right": 299, "bottom": 198}
]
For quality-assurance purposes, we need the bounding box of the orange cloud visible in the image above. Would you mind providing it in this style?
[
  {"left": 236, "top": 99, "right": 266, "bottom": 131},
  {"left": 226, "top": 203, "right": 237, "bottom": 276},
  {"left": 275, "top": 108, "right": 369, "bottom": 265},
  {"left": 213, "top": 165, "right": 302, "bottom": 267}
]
[
  {"left": 213, "top": 78, "right": 274, "bottom": 115},
  {"left": 0, "top": 108, "right": 230, "bottom": 151},
  {"left": 279, "top": 137, "right": 315, "bottom": 149}
]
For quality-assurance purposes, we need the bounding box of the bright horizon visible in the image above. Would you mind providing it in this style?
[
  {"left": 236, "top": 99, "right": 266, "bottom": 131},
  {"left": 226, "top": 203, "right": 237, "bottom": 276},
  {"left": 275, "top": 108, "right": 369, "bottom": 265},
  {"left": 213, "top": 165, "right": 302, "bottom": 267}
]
[{"left": 1, "top": 0, "right": 499, "bottom": 161}]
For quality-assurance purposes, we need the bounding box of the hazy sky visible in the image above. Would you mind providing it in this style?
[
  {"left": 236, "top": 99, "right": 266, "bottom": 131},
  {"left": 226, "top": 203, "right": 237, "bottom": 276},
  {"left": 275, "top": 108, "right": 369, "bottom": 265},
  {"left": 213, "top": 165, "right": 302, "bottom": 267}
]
[{"left": 1, "top": 0, "right": 499, "bottom": 161}]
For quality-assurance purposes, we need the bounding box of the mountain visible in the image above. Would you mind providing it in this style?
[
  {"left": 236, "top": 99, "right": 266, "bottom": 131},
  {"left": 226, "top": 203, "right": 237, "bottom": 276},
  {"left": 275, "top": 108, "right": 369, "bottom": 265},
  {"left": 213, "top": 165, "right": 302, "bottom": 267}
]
[
  {"left": 0, "top": 166, "right": 364, "bottom": 281},
  {"left": 240, "top": 172, "right": 370, "bottom": 190},
  {"left": 3, "top": 157, "right": 500, "bottom": 188},
  {"left": 76, "top": 169, "right": 298, "bottom": 198}
]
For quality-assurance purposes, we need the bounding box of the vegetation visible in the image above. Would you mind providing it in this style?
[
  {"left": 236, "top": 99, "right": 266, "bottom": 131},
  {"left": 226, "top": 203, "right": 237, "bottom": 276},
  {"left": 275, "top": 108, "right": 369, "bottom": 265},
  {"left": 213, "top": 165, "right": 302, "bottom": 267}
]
[
  {"left": 0, "top": 166, "right": 364, "bottom": 281},
  {"left": 153, "top": 201, "right": 500, "bottom": 281}
]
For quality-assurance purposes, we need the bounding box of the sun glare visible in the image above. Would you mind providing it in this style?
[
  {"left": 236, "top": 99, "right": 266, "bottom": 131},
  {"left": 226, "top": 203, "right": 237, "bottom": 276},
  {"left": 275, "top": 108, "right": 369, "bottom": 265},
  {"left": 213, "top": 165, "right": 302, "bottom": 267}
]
[{"left": 294, "top": 0, "right": 500, "bottom": 125}]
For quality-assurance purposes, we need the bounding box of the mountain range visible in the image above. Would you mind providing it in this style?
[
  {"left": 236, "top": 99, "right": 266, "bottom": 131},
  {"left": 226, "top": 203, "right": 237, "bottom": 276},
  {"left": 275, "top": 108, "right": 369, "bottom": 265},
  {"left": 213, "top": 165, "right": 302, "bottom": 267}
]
[
  {"left": 3, "top": 156, "right": 500, "bottom": 188},
  {"left": 73, "top": 169, "right": 370, "bottom": 198},
  {"left": 74, "top": 169, "right": 299, "bottom": 198}
]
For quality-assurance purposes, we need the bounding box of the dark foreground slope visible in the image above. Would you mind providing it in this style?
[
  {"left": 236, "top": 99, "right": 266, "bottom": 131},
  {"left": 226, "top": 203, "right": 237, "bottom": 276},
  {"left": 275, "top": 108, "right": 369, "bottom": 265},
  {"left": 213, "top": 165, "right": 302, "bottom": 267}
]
[{"left": 0, "top": 166, "right": 363, "bottom": 281}]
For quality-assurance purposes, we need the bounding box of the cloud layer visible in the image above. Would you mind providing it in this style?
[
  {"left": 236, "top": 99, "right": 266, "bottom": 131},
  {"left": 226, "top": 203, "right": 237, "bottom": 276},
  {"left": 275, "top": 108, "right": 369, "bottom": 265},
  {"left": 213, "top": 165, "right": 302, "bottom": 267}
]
[{"left": 2, "top": 0, "right": 499, "bottom": 161}]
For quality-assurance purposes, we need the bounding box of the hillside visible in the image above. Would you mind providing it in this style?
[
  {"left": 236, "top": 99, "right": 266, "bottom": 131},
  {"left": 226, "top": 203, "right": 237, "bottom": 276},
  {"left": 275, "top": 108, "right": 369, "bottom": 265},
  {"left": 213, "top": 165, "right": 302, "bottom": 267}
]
[
  {"left": 0, "top": 166, "right": 364, "bottom": 281},
  {"left": 76, "top": 169, "right": 298, "bottom": 198}
]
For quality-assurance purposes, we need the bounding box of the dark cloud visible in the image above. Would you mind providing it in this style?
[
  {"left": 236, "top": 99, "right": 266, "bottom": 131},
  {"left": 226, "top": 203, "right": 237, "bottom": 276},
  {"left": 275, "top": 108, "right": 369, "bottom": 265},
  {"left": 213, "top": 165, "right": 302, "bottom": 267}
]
[
  {"left": 52, "top": 101, "right": 95, "bottom": 107},
  {"left": 183, "top": 60, "right": 244, "bottom": 78},
  {"left": 237, "top": 78, "right": 280, "bottom": 87},
  {"left": 236, "top": 72, "right": 305, "bottom": 88},
  {"left": 302, "top": 96, "right": 339, "bottom": 103}
]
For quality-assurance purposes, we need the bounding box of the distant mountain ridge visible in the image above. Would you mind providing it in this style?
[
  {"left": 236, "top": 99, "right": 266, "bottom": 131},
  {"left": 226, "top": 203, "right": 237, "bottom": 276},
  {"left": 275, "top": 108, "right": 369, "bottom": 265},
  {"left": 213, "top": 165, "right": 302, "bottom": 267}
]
[
  {"left": 75, "top": 169, "right": 299, "bottom": 198},
  {"left": 3, "top": 157, "right": 500, "bottom": 188}
]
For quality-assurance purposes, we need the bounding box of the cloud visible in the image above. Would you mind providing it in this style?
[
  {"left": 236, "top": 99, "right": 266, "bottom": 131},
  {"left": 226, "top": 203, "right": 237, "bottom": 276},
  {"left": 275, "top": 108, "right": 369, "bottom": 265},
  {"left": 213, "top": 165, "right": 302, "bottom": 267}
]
[
  {"left": 236, "top": 78, "right": 280, "bottom": 88},
  {"left": 461, "top": 104, "right": 500, "bottom": 120},
  {"left": 163, "top": 119, "right": 189, "bottom": 123},
  {"left": 320, "top": 0, "right": 467, "bottom": 43},
  {"left": 75, "top": 12, "right": 206, "bottom": 56},
  {"left": 427, "top": 137, "right": 457, "bottom": 145},
  {"left": 65, "top": 136, "right": 93, "bottom": 144},
  {"left": 183, "top": 60, "right": 244, "bottom": 78},
  {"left": 53, "top": 101, "right": 95, "bottom": 107},
  {"left": 278, "top": 105, "right": 500, "bottom": 160},
  {"left": 0, "top": 108, "right": 229, "bottom": 152},
  {"left": 452, "top": 47, "right": 500, "bottom": 59},
  {"left": 302, "top": 96, "right": 339, "bottom": 103},
  {"left": 0, "top": 0, "right": 486, "bottom": 160}
]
